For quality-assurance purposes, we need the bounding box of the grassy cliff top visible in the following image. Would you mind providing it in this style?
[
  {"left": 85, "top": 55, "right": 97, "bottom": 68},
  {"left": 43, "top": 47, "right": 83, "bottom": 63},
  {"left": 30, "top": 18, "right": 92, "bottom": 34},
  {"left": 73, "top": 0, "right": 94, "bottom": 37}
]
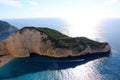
[
  {"left": 38, "top": 27, "right": 69, "bottom": 39},
  {"left": 20, "top": 27, "right": 69, "bottom": 40},
  {"left": 20, "top": 27, "right": 104, "bottom": 49}
]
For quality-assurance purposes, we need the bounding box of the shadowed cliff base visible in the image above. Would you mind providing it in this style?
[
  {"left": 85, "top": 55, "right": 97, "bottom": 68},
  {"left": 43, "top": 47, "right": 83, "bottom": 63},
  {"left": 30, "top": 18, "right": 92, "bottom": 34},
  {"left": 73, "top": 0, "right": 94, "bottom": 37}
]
[{"left": 0, "top": 52, "right": 110, "bottom": 79}]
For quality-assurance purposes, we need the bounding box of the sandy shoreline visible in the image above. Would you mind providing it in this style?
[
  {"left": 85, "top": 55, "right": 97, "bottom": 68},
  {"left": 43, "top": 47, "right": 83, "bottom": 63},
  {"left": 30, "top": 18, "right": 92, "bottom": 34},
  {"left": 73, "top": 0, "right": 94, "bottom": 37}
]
[{"left": 0, "top": 55, "right": 14, "bottom": 67}]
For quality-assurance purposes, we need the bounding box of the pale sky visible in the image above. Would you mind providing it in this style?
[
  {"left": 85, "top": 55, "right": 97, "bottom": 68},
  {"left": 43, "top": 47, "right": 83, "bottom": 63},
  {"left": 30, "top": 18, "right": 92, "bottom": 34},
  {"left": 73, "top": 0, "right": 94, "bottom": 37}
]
[
  {"left": 0, "top": 0, "right": 120, "bottom": 38},
  {"left": 0, "top": 0, "right": 120, "bottom": 19}
]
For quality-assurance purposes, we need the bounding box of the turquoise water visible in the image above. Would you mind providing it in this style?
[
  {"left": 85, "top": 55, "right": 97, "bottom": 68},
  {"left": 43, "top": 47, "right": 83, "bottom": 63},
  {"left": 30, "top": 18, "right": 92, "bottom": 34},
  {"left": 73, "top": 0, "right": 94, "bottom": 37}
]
[
  {"left": 0, "top": 18, "right": 120, "bottom": 80},
  {"left": 0, "top": 53, "right": 110, "bottom": 80}
]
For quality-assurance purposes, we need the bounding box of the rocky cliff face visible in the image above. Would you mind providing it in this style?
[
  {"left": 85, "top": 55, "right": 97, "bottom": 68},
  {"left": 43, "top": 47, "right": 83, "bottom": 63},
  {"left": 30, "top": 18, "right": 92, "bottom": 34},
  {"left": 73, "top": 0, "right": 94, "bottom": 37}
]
[
  {"left": 0, "top": 27, "right": 111, "bottom": 58},
  {"left": 0, "top": 20, "right": 18, "bottom": 40}
]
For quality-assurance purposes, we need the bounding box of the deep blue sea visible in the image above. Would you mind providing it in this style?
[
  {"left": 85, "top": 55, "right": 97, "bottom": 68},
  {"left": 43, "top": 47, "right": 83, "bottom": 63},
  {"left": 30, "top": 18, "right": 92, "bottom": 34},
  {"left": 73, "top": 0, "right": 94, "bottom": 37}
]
[{"left": 0, "top": 18, "right": 120, "bottom": 80}]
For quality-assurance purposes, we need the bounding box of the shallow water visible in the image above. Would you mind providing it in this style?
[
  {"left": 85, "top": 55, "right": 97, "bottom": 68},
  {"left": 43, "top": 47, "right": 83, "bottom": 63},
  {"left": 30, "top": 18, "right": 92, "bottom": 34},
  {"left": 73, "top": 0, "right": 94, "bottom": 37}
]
[{"left": 0, "top": 18, "right": 120, "bottom": 80}]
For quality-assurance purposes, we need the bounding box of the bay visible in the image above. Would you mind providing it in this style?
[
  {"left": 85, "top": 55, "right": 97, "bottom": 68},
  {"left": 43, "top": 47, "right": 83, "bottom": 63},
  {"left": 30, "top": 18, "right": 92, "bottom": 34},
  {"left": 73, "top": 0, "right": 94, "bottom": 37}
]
[{"left": 0, "top": 18, "right": 120, "bottom": 80}]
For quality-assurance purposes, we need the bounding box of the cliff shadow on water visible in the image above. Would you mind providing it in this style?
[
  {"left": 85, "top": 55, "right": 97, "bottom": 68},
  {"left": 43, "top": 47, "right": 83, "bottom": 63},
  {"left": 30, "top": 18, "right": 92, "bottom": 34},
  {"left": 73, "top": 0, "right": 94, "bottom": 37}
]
[{"left": 0, "top": 52, "right": 111, "bottom": 79}]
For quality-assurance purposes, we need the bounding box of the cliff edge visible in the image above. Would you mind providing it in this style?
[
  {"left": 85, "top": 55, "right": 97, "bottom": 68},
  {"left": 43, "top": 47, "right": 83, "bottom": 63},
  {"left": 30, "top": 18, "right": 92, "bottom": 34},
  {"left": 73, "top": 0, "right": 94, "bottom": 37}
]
[{"left": 0, "top": 27, "right": 111, "bottom": 58}]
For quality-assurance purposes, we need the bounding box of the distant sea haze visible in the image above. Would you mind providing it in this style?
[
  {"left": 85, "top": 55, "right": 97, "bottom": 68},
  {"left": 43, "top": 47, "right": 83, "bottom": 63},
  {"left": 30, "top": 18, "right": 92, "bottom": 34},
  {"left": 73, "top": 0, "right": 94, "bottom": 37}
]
[
  {"left": 3, "top": 18, "right": 69, "bottom": 36},
  {"left": 0, "top": 18, "right": 120, "bottom": 80}
]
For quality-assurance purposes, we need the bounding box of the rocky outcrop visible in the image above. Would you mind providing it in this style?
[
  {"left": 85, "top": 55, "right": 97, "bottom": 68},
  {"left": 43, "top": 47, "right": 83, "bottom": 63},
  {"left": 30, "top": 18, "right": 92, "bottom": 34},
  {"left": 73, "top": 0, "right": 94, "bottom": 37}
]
[
  {"left": 0, "top": 20, "right": 18, "bottom": 40},
  {"left": 0, "top": 27, "right": 111, "bottom": 58}
]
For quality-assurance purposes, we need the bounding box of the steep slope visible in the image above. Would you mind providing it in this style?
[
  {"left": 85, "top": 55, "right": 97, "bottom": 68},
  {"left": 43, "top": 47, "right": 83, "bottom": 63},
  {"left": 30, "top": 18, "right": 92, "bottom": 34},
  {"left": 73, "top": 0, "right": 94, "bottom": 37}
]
[
  {"left": 0, "top": 27, "right": 111, "bottom": 58},
  {"left": 0, "top": 20, "right": 18, "bottom": 40}
]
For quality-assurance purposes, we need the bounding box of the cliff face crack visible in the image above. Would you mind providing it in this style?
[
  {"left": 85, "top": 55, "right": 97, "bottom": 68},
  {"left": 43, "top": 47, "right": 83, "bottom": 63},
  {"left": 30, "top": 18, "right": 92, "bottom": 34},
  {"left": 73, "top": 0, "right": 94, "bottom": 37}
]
[{"left": 0, "top": 27, "right": 111, "bottom": 58}]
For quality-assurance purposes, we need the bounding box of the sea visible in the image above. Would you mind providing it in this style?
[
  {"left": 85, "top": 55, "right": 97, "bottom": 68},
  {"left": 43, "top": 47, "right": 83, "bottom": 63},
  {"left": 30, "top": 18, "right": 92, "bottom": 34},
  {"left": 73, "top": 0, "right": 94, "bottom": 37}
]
[{"left": 0, "top": 18, "right": 120, "bottom": 80}]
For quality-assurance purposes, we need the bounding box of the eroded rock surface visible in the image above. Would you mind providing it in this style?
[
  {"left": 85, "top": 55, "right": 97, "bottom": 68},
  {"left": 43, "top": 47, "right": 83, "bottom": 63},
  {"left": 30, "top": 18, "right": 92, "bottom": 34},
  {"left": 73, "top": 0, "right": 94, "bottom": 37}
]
[{"left": 0, "top": 27, "right": 111, "bottom": 58}]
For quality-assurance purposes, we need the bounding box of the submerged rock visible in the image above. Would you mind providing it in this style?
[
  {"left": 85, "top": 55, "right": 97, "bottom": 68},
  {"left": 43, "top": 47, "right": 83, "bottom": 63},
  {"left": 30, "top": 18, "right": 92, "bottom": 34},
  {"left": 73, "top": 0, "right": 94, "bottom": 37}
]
[{"left": 0, "top": 27, "right": 111, "bottom": 58}]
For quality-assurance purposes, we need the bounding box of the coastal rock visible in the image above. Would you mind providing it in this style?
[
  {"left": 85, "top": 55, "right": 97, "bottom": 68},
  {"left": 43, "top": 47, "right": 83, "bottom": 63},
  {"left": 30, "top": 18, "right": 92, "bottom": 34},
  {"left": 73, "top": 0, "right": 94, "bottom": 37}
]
[
  {"left": 0, "top": 20, "right": 18, "bottom": 40},
  {"left": 0, "top": 27, "right": 111, "bottom": 58}
]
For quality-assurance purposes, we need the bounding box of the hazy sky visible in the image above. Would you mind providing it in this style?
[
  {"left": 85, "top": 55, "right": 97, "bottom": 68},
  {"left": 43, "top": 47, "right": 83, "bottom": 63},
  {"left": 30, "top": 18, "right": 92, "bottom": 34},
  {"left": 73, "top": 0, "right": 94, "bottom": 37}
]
[
  {"left": 0, "top": 0, "right": 119, "bottom": 37},
  {"left": 0, "top": 0, "right": 120, "bottom": 29},
  {"left": 0, "top": 0, "right": 120, "bottom": 19}
]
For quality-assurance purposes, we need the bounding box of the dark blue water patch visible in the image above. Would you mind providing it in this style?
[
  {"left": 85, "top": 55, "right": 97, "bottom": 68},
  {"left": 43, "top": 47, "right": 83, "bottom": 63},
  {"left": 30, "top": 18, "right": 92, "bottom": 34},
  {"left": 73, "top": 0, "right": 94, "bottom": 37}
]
[
  {"left": 95, "top": 54, "right": 120, "bottom": 80},
  {"left": 0, "top": 52, "right": 110, "bottom": 79}
]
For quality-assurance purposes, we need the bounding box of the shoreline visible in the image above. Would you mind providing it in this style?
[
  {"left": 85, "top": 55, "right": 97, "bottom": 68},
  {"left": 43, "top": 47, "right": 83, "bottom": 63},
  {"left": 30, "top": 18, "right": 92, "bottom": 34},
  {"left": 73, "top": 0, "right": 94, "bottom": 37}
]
[
  {"left": 0, "top": 51, "right": 110, "bottom": 67},
  {"left": 0, "top": 55, "right": 14, "bottom": 67}
]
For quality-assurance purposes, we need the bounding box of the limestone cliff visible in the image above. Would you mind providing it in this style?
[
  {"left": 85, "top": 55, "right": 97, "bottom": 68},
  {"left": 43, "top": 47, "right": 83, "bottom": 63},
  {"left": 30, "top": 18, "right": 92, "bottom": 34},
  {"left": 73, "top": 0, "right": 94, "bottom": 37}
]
[{"left": 0, "top": 27, "right": 111, "bottom": 58}]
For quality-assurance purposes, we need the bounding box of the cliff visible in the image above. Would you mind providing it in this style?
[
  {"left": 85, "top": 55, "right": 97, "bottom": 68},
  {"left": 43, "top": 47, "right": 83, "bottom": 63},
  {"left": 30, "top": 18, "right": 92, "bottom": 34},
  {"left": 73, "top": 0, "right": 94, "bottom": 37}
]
[
  {"left": 0, "top": 27, "right": 111, "bottom": 58},
  {"left": 0, "top": 20, "right": 18, "bottom": 40}
]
